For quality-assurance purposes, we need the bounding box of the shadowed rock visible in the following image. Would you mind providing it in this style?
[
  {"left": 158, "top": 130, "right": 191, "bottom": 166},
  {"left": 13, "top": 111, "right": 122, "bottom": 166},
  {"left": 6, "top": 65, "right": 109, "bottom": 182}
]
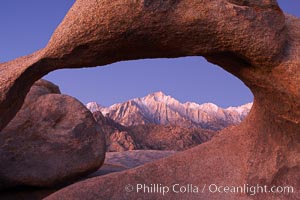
[
  {"left": 0, "top": 0, "right": 287, "bottom": 131},
  {"left": 93, "top": 111, "right": 216, "bottom": 152},
  {"left": 0, "top": 150, "right": 175, "bottom": 200},
  {"left": 0, "top": 80, "right": 106, "bottom": 189},
  {"left": 0, "top": 0, "right": 299, "bottom": 199}
]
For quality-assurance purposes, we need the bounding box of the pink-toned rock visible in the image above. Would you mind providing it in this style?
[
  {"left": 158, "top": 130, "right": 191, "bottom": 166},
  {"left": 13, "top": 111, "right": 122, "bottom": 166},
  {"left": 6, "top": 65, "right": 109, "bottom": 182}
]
[
  {"left": 92, "top": 111, "right": 136, "bottom": 152},
  {"left": 45, "top": 107, "right": 300, "bottom": 200},
  {"left": 0, "top": 0, "right": 286, "bottom": 132},
  {"left": 93, "top": 111, "right": 216, "bottom": 151},
  {"left": 0, "top": 80, "right": 106, "bottom": 189},
  {"left": 0, "top": 0, "right": 299, "bottom": 200},
  {"left": 128, "top": 124, "right": 216, "bottom": 151},
  {"left": 89, "top": 92, "right": 252, "bottom": 131}
]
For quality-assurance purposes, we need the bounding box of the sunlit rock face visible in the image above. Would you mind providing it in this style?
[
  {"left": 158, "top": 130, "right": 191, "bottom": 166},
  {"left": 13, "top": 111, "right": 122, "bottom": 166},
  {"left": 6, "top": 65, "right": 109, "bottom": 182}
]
[
  {"left": 0, "top": 0, "right": 299, "bottom": 199},
  {"left": 88, "top": 91, "right": 252, "bottom": 130},
  {"left": 92, "top": 110, "right": 216, "bottom": 152},
  {"left": 0, "top": 0, "right": 286, "bottom": 132}
]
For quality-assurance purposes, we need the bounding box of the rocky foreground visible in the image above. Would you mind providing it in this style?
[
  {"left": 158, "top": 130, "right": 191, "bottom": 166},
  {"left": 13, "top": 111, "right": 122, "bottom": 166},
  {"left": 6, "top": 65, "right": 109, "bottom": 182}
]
[
  {"left": 0, "top": 80, "right": 106, "bottom": 190},
  {"left": 0, "top": 150, "right": 174, "bottom": 200},
  {"left": 0, "top": 0, "right": 299, "bottom": 200}
]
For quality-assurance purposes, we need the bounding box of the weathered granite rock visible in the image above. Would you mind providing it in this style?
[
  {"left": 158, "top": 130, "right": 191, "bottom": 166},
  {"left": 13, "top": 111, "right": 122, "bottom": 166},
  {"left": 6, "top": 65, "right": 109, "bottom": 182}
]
[
  {"left": 0, "top": 0, "right": 299, "bottom": 200},
  {"left": 0, "top": 150, "right": 175, "bottom": 200},
  {"left": 93, "top": 111, "right": 216, "bottom": 151},
  {"left": 0, "top": 0, "right": 286, "bottom": 132},
  {"left": 92, "top": 111, "right": 137, "bottom": 152},
  {"left": 128, "top": 124, "right": 216, "bottom": 151},
  {"left": 0, "top": 80, "right": 106, "bottom": 189}
]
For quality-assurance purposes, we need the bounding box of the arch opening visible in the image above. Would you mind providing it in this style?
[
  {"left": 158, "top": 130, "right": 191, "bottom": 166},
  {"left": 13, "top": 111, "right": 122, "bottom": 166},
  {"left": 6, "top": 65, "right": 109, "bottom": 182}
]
[
  {"left": 44, "top": 56, "right": 253, "bottom": 108},
  {"left": 43, "top": 56, "right": 254, "bottom": 152}
]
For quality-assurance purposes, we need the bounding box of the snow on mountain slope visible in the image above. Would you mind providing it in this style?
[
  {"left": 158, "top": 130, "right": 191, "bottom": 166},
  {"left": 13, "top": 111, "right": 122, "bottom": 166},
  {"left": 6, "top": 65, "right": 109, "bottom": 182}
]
[
  {"left": 86, "top": 102, "right": 103, "bottom": 113},
  {"left": 87, "top": 92, "right": 252, "bottom": 130}
]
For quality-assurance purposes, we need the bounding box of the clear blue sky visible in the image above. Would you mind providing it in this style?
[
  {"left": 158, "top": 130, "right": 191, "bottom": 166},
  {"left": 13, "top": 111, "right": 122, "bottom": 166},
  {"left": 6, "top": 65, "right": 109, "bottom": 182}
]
[{"left": 0, "top": 1, "right": 298, "bottom": 107}]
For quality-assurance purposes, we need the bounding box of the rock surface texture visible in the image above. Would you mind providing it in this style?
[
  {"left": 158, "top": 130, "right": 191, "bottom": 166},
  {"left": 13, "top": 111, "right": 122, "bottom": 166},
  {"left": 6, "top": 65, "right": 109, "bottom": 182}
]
[
  {"left": 0, "top": 0, "right": 299, "bottom": 200},
  {"left": 0, "top": 80, "right": 105, "bottom": 189},
  {"left": 92, "top": 111, "right": 137, "bottom": 152},
  {"left": 0, "top": 150, "right": 175, "bottom": 200},
  {"left": 93, "top": 111, "right": 216, "bottom": 151},
  {"left": 127, "top": 124, "right": 216, "bottom": 151}
]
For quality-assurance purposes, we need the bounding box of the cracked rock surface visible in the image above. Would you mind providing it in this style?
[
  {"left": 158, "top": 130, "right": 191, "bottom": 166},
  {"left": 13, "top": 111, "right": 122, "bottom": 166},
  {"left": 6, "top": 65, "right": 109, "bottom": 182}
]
[
  {"left": 0, "top": 0, "right": 299, "bottom": 199},
  {"left": 0, "top": 80, "right": 105, "bottom": 189}
]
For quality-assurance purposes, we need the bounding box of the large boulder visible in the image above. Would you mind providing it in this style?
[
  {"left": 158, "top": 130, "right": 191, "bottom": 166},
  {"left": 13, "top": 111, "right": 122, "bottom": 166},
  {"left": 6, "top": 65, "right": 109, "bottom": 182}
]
[
  {"left": 0, "top": 80, "right": 105, "bottom": 189},
  {"left": 0, "top": 0, "right": 286, "bottom": 132},
  {"left": 0, "top": 150, "right": 175, "bottom": 200},
  {"left": 0, "top": 0, "right": 299, "bottom": 200}
]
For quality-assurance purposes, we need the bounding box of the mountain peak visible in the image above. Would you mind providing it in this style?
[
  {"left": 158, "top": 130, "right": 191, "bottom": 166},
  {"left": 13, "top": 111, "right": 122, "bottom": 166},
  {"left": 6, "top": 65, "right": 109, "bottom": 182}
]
[
  {"left": 148, "top": 91, "right": 169, "bottom": 99},
  {"left": 86, "top": 92, "right": 252, "bottom": 130},
  {"left": 139, "top": 91, "right": 174, "bottom": 104},
  {"left": 86, "top": 102, "right": 103, "bottom": 113}
]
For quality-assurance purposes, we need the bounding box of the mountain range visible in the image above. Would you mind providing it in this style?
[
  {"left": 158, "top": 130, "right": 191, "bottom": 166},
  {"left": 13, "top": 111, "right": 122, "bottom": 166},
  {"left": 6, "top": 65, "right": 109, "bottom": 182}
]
[
  {"left": 87, "top": 91, "right": 252, "bottom": 131},
  {"left": 92, "top": 111, "right": 216, "bottom": 152}
]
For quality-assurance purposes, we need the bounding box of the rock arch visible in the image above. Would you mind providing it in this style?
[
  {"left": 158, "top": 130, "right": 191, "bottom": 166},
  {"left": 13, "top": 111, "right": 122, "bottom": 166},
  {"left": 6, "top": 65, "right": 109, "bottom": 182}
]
[{"left": 0, "top": 0, "right": 299, "bottom": 199}]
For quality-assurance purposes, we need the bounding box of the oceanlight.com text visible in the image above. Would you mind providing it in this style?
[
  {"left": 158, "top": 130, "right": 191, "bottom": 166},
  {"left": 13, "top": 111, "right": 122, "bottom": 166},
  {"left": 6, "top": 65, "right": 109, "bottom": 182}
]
[{"left": 124, "top": 183, "right": 295, "bottom": 196}]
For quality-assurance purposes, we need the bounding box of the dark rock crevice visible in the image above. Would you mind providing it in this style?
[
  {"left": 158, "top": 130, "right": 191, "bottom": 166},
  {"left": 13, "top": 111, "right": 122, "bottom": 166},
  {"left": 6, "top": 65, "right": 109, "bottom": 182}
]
[{"left": 0, "top": 0, "right": 298, "bottom": 199}]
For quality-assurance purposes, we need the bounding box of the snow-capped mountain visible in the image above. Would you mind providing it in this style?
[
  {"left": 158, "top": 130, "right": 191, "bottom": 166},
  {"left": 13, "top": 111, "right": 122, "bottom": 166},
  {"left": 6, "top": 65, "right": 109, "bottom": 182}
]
[
  {"left": 87, "top": 92, "right": 252, "bottom": 130},
  {"left": 86, "top": 102, "right": 104, "bottom": 113}
]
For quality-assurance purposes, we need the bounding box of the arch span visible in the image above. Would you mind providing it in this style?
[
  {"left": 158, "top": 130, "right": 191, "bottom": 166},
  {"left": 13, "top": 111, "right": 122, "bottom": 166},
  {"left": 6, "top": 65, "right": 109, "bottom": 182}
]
[{"left": 0, "top": 1, "right": 299, "bottom": 199}]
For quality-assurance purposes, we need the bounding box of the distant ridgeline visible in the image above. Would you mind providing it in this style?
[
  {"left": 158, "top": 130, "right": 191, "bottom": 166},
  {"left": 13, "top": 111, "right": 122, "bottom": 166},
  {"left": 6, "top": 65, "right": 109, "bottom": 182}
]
[{"left": 87, "top": 91, "right": 252, "bottom": 131}]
